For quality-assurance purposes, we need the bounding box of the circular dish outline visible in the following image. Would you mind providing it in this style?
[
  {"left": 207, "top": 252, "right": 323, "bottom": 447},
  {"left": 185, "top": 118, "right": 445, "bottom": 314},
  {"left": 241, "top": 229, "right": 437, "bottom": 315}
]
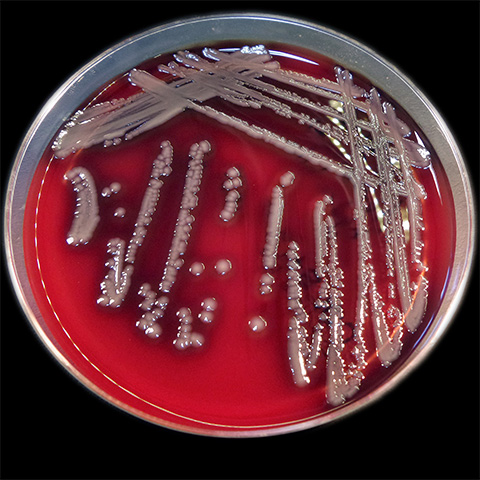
[{"left": 4, "top": 13, "right": 475, "bottom": 437}]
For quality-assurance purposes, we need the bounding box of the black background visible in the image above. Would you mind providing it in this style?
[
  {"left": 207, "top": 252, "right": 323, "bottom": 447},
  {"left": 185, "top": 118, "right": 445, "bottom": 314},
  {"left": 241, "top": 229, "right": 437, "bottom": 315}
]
[{"left": 2, "top": 2, "right": 479, "bottom": 479}]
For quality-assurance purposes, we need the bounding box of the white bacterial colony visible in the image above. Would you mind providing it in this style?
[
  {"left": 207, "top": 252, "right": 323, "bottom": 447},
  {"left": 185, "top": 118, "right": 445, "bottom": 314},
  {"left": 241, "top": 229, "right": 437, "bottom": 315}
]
[
  {"left": 313, "top": 197, "right": 362, "bottom": 405},
  {"left": 102, "top": 182, "right": 121, "bottom": 197},
  {"left": 249, "top": 316, "right": 267, "bottom": 332},
  {"left": 125, "top": 140, "right": 173, "bottom": 265},
  {"left": 188, "top": 260, "right": 233, "bottom": 277},
  {"left": 98, "top": 140, "right": 173, "bottom": 309},
  {"left": 137, "top": 141, "right": 211, "bottom": 339},
  {"left": 189, "top": 261, "right": 205, "bottom": 276},
  {"left": 198, "top": 297, "right": 217, "bottom": 324},
  {"left": 97, "top": 238, "right": 133, "bottom": 308},
  {"left": 259, "top": 272, "right": 275, "bottom": 296},
  {"left": 64, "top": 167, "right": 100, "bottom": 246},
  {"left": 215, "top": 258, "right": 232, "bottom": 275},
  {"left": 279, "top": 171, "right": 295, "bottom": 188},
  {"left": 159, "top": 141, "right": 210, "bottom": 293},
  {"left": 220, "top": 167, "right": 242, "bottom": 222},
  {"left": 258, "top": 171, "right": 295, "bottom": 303},
  {"left": 286, "top": 241, "right": 323, "bottom": 387},
  {"left": 263, "top": 185, "right": 284, "bottom": 270},
  {"left": 137, "top": 283, "right": 168, "bottom": 338},
  {"left": 114, "top": 207, "right": 126, "bottom": 218},
  {"left": 262, "top": 172, "right": 295, "bottom": 271},
  {"left": 174, "top": 307, "right": 204, "bottom": 350}
]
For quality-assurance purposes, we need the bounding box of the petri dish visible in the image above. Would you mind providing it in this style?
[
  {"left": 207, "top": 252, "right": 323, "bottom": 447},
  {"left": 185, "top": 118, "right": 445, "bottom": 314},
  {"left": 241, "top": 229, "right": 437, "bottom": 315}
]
[{"left": 4, "top": 13, "right": 475, "bottom": 437}]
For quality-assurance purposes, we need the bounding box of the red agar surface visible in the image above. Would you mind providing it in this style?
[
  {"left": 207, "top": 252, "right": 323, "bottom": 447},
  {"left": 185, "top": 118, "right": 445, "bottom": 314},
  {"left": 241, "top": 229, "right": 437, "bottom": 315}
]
[{"left": 23, "top": 43, "right": 455, "bottom": 434}]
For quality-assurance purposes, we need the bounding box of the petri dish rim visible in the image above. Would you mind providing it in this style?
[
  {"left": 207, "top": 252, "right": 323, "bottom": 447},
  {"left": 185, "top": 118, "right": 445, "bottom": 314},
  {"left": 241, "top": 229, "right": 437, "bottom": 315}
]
[{"left": 4, "top": 13, "right": 476, "bottom": 437}]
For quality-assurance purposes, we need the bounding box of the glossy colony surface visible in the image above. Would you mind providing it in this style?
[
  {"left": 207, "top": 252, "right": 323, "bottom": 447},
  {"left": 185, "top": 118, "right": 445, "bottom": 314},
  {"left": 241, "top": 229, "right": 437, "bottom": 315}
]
[{"left": 23, "top": 42, "right": 455, "bottom": 434}]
